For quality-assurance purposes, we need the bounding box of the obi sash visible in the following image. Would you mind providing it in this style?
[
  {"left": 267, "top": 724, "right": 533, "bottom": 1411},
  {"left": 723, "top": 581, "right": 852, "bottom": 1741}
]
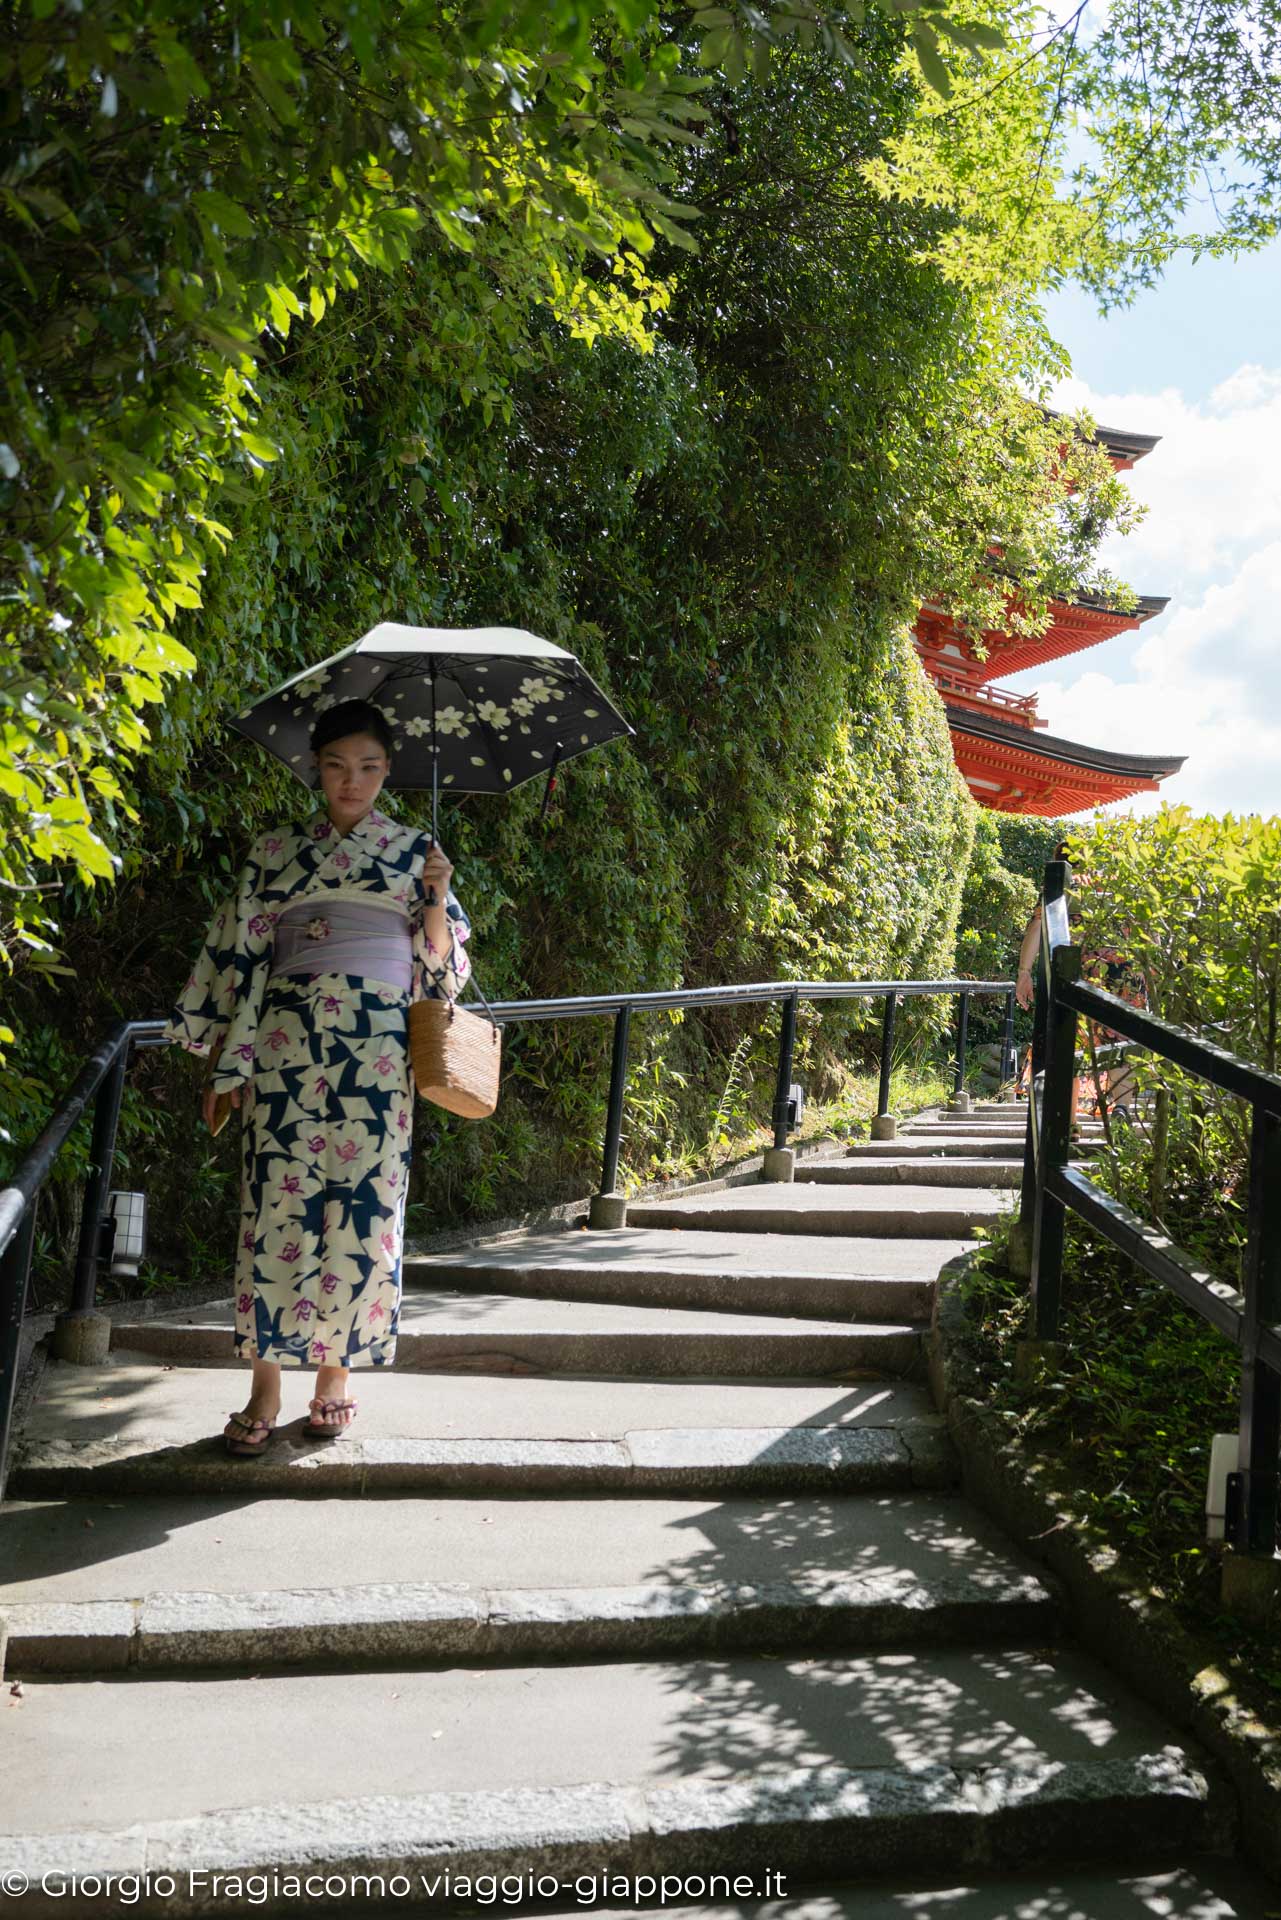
[{"left": 269, "top": 897, "right": 413, "bottom": 991}]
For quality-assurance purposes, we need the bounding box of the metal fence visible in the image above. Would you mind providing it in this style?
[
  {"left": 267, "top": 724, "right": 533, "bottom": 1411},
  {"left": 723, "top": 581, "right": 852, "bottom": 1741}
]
[{"left": 1019, "top": 858, "right": 1281, "bottom": 1560}]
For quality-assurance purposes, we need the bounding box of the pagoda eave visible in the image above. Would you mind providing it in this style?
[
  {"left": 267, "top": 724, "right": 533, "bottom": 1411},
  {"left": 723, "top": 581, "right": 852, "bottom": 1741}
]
[
  {"left": 1043, "top": 408, "right": 1162, "bottom": 470},
  {"left": 916, "top": 592, "right": 1169, "bottom": 683},
  {"left": 944, "top": 705, "right": 1184, "bottom": 816}
]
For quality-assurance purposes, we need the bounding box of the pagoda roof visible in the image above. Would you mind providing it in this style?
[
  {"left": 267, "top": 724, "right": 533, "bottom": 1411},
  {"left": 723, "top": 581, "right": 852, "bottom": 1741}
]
[
  {"left": 1043, "top": 407, "right": 1162, "bottom": 469},
  {"left": 1075, "top": 590, "right": 1168, "bottom": 622},
  {"left": 917, "top": 590, "right": 1170, "bottom": 682},
  {"left": 944, "top": 704, "right": 1184, "bottom": 815},
  {"left": 1095, "top": 423, "right": 1162, "bottom": 466}
]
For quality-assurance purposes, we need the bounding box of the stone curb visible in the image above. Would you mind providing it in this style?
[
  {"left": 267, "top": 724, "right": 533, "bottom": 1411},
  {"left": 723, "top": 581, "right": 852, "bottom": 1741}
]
[
  {"left": 3, "top": 1565, "right": 1059, "bottom": 1673},
  {"left": 927, "top": 1249, "right": 1281, "bottom": 1886},
  {"left": 7, "top": 1421, "right": 957, "bottom": 1500},
  {"left": 0, "top": 1753, "right": 1226, "bottom": 1917}
]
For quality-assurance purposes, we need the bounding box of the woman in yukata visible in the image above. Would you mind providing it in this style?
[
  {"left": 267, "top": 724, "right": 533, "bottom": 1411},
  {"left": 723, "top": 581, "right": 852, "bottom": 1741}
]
[{"left": 164, "top": 697, "right": 472, "bottom": 1455}]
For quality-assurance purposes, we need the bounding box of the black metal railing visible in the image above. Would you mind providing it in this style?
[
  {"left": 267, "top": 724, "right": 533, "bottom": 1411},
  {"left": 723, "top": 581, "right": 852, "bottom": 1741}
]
[
  {"left": 1019, "top": 858, "right": 1281, "bottom": 1560},
  {"left": 498, "top": 977, "right": 1014, "bottom": 1186},
  {"left": 0, "top": 972, "right": 1013, "bottom": 1502},
  {"left": 0, "top": 1019, "right": 169, "bottom": 1499}
]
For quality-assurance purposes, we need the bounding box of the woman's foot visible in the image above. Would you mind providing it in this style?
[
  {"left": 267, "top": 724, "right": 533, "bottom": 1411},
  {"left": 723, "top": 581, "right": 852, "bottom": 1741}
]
[
  {"left": 224, "top": 1408, "right": 280, "bottom": 1455},
  {"left": 303, "top": 1395, "right": 358, "bottom": 1436},
  {"left": 223, "top": 1382, "right": 281, "bottom": 1455}
]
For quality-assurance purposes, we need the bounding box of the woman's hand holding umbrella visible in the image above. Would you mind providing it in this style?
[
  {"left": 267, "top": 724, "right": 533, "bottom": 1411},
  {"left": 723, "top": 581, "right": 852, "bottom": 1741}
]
[{"left": 422, "top": 841, "right": 453, "bottom": 903}]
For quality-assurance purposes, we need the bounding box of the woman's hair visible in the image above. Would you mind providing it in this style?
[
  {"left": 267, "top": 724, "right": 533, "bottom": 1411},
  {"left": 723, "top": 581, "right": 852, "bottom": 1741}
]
[
  {"left": 310, "top": 698, "right": 394, "bottom": 757},
  {"left": 1053, "top": 839, "right": 1072, "bottom": 862}
]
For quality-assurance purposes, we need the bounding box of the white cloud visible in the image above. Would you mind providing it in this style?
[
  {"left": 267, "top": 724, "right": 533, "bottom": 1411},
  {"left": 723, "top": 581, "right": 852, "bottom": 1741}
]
[{"left": 1009, "top": 367, "right": 1281, "bottom": 818}]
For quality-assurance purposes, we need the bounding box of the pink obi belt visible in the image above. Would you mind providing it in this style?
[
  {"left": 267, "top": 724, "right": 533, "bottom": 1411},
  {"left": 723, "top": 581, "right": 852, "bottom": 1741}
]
[{"left": 269, "top": 900, "right": 412, "bottom": 991}]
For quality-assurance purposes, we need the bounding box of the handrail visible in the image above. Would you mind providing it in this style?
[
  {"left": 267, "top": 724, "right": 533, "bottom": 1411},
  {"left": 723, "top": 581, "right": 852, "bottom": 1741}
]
[
  {"left": 0, "top": 972, "right": 1013, "bottom": 1503},
  {"left": 1019, "top": 858, "right": 1281, "bottom": 1561},
  {"left": 0, "top": 1019, "right": 169, "bottom": 1503},
  {"left": 478, "top": 978, "right": 1015, "bottom": 1019}
]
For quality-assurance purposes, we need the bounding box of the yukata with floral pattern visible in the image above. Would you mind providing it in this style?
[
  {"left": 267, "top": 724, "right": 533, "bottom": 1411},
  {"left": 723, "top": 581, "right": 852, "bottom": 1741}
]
[{"left": 164, "top": 806, "right": 470, "bottom": 1369}]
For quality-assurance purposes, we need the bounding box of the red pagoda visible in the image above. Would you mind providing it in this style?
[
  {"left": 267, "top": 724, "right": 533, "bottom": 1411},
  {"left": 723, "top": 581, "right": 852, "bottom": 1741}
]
[{"left": 915, "top": 422, "right": 1185, "bottom": 814}]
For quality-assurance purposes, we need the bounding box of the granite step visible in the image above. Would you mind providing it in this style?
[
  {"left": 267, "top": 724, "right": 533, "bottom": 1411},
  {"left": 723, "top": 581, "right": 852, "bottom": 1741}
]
[
  {"left": 797, "top": 1160, "right": 1021, "bottom": 1189},
  {"left": 845, "top": 1137, "right": 1027, "bottom": 1159},
  {"left": 0, "top": 1645, "right": 1231, "bottom": 1914},
  {"left": 103, "top": 1289, "right": 926, "bottom": 1378},
  {"left": 405, "top": 1228, "right": 959, "bottom": 1322},
  {"left": 625, "top": 1184, "right": 1011, "bottom": 1238},
  {"left": 1, "top": 1489, "right": 1059, "bottom": 1672},
  {"left": 9, "top": 1355, "right": 954, "bottom": 1498}
]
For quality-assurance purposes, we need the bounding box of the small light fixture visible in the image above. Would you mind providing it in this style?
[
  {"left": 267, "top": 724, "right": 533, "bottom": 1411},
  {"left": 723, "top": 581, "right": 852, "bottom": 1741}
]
[
  {"left": 1205, "top": 1432, "right": 1238, "bottom": 1542},
  {"left": 105, "top": 1190, "right": 148, "bottom": 1279},
  {"left": 786, "top": 1081, "right": 805, "bottom": 1132}
]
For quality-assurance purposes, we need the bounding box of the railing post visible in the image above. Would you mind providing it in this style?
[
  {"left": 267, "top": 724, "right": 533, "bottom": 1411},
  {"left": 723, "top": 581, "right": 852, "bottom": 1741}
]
[
  {"left": 877, "top": 992, "right": 897, "bottom": 1117},
  {"left": 68, "top": 1047, "right": 130, "bottom": 1316},
  {"left": 1001, "top": 988, "right": 1017, "bottom": 1092},
  {"left": 771, "top": 990, "right": 799, "bottom": 1151},
  {"left": 1029, "top": 941, "right": 1081, "bottom": 1342},
  {"left": 1015, "top": 861, "right": 1066, "bottom": 1263},
  {"left": 870, "top": 991, "right": 900, "bottom": 1142},
  {"left": 53, "top": 1042, "right": 132, "bottom": 1365},
  {"left": 0, "top": 1200, "right": 36, "bottom": 1505},
  {"left": 952, "top": 991, "right": 970, "bottom": 1102},
  {"left": 590, "top": 1004, "right": 632, "bottom": 1227},
  {"left": 1230, "top": 1103, "right": 1281, "bottom": 1561}
]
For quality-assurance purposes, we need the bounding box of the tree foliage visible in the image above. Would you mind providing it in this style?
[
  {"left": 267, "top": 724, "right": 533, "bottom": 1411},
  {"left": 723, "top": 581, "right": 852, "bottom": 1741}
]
[
  {"left": 862, "top": 0, "right": 1281, "bottom": 308},
  {"left": 1067, "top": 806, "right": 1281, "bottom": 1218}
]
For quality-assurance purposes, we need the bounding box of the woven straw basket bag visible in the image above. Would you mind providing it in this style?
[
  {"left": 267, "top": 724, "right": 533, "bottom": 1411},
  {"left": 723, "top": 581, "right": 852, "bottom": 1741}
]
[{"left": 409, "top": 966, "right": 502, "bottom": 1118}]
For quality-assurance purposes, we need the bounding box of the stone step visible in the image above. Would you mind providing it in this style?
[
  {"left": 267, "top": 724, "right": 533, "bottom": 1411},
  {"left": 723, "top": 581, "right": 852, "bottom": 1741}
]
[
  {"left": 846, "top": 1137, "right": 1026, "bottom": 1159},
  {"left": 105, "top": 1290, "right": 926, "bottom": 1378},
  {"left": 2, "top": 1490, "right": 1059, "bottom": 1672},
  {"left": 797, "top": 1160, "right": 1020, "bottom": 1189},
  {"left": 933, "top": 1109, "right": 1024, "bottom": 1124},
  {"left": 626, "top": 1184, "right": 1011, "bottom": 1239},
  {"left": 0, "top": 1647, "right": 1230, "bottom": 1911},
  {"left": 10, "top": 1355, "right": 954, "bottom": 1498},
  {"left": 406, "top": 1228, "right": 959, "bottom": 1323}
]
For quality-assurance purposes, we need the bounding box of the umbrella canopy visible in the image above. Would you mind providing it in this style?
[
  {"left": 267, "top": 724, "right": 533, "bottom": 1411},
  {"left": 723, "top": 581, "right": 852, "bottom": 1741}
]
[{"left": 229, "top": 624, "right": 633, "bottom": 810}]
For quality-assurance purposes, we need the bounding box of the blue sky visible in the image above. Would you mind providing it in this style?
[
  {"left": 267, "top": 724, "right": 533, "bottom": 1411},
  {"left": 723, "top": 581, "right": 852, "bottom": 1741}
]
[{"left": 1003, "top": 236, "right": 1281, "bottom": 818}]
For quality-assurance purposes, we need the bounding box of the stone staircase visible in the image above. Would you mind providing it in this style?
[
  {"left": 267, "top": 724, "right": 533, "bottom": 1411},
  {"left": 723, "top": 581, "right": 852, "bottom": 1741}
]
[{"left": 0, "top": 1102, "right": 1270, "bottom": 1917}]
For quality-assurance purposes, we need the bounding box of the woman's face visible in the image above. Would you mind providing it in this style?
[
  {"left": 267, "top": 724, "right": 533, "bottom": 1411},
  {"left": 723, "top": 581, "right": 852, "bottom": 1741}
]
[{"left": 312, "top": 730, "right": 390, "bottom": 828}]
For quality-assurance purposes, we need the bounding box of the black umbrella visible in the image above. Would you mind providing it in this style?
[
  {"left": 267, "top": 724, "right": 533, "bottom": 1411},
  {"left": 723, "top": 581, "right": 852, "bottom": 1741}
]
[{"left": 229, "top": 622, "right": 634, "bottom": 845}]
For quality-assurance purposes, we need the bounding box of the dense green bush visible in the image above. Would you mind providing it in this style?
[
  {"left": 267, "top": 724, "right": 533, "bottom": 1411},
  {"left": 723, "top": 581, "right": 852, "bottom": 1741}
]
[{"left": 1067, "top": 805, "right": 1281, "bottom": 1228}]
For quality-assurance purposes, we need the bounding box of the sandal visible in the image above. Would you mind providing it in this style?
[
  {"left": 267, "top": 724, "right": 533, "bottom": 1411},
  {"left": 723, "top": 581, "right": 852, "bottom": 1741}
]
[
  {"left": 303, "top": 1395, "right": 359, "bottom": 1438},
  {"left": 224, "top": 1409, "right": 278, "bottom": 1457}
]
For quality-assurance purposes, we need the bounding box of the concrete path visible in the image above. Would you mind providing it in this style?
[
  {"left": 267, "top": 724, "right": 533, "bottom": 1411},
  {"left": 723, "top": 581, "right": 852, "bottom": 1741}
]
[{"left": 0, "top": 1103, "right": 1269, "bottom": 1916}]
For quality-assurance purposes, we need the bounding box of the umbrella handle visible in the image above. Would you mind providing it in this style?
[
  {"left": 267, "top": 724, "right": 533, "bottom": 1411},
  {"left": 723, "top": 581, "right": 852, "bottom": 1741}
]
[{"left": 430, "top": 663, "right": 439, "bottom": 851}]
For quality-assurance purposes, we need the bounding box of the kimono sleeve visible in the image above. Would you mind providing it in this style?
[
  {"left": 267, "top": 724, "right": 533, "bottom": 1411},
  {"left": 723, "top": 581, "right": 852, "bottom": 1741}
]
[
  {"left": 162, "top": 837, "right": 275, "bottom": 1086},
  {"left": 412, "top": 887, "right": 472, "bottom": 1002}
]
